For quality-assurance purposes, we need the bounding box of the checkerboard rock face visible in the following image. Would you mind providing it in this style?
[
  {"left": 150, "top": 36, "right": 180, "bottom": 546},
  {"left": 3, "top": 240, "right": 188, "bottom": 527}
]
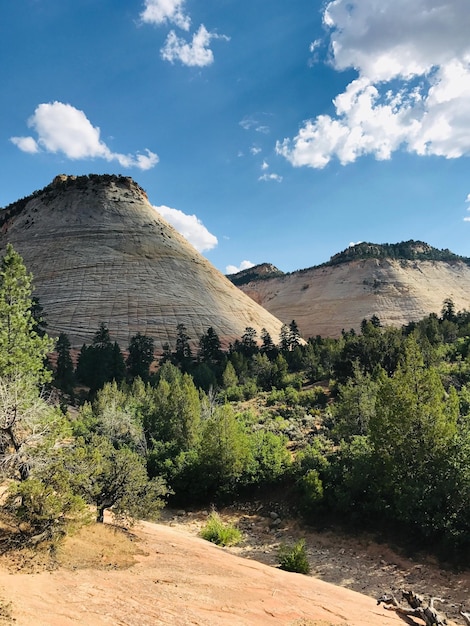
[{"left": 0, "top": 174, "right": 284, "bottom": 351}]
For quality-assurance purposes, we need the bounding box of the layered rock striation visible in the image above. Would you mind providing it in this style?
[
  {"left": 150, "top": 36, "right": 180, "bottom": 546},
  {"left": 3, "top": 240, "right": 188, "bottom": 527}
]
[
  {"left": 235, "top": 256, "right": 470, "bottom": 339},
  {"left": 0, "top": 174, "right": 284, "bottom": 350}
]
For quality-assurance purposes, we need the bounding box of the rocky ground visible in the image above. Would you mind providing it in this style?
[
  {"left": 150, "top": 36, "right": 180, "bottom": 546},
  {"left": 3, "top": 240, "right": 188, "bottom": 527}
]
[
  {"left": 0, "top": 504, "right": 468, "bottom": 625},
  {"left": 160, "top": 504, "right": 470, "bottom": 624}
]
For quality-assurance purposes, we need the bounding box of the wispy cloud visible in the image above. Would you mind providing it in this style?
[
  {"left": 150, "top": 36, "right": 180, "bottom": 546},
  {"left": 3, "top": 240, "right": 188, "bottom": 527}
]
[
  {"left": 11, "top": 102, "right": 158, "bottom": 170},
  {"left": 226, "top": 260, "right": 255, "bottom": 275},
  {"left": 278, "top": 0, "right": 470, "bottom": 168},
  {"left": 154, "top": 204, "right": 218, "bottom": 252},
  {"left": 161, "top": 25, "right": 229, "bottom": 67},
  {"left": 239, "top": 114, "right": 272, "bottom": 134},
  {"left": 464, "top": 194, "right": 470, "bottom": 222},
  {"left": 140, "top": 0, "right": 191, "bottom": 31},
  {"left": 258, "top": 173, "right": 283, "bottom": 182}
]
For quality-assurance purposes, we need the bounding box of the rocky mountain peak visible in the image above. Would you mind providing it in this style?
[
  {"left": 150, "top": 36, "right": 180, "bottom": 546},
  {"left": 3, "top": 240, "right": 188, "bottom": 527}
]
[{"left": 0, "top": 175, "right": 284, "bottom": 350}]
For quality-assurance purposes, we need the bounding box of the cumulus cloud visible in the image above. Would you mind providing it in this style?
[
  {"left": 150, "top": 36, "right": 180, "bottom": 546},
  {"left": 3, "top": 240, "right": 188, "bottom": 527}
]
[
  {"left": 278, "top": 0, "right": 470, "bottom": 168},
  {"left": 10, "top": 136, "right": 39, "bottom": 154},
  {"left": 160, "top": 25, "right": 228, "bottom": 67},
  {"left": 10, "top": 102, "right": 158, "bottom": 170},
  {"left": 226, "top": 260, "right": 255, "bottom": 275},
  {"left": 154, "top": 204, "right": 218, "bottom": 252},
  {"left": 140, "top": 0, "right": 190, "bottom": 31}
]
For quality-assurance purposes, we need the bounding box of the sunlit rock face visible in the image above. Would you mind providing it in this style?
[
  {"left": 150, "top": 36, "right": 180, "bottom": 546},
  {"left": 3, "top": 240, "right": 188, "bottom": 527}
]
[
  {"left": 235, "top": 258, "right": 470, "bottom": 338},
  {"left": 0, "top": 174, "right": 284, "bottom": 350}
]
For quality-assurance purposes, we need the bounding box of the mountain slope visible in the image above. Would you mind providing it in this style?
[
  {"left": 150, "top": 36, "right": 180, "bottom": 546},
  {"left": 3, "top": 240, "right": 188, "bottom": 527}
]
[
  {"left": 0, "top": 175, "right": 284, "bottom": 350},
  {"left": 233, "top": 243, "right": 470, "bottom": 338}
]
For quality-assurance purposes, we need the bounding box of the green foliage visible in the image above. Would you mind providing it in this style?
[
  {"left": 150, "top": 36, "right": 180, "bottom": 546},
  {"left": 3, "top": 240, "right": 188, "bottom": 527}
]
[
  {"left": 198, "top": 326, "right": 223, "bottom": 365},
  {"left": 76, "top": 323, "right": 125, "bottom": 391},
  {"left": 200, "top": 512, "right": 242, "bottom": 546},
  {"left": 81, "top": 436, "right": 167, "bottom": 523},
  {"left": 0, "top": 244, "right": 54, "bottom": 382},
  {"left": 246, "top": 430, "right": 291, "bottom": 484},
  {"left": 92, "top": 381, "right": 146, "bottom": 453},
  {"left": 331, "top": 364, "right": 379, "bottom": 440},
  {"left": 54, "top": 332, "right": 75, "bottom": 393},
  {"left": 5, "top": 477, "right": 89, "bottom": 540},
  {"left": 147, "top": 367, "right": 201, "bottom": 451},
  {"left": 324, "top": 240, "right": 468, "bottom": 268},
  {"left": 298, "top": 470, "right": 324, "bottom": 514},
  {"left": 197, "top": 404, "right": 252, "bottom": 496},
  {"left": 127, "top": 333, "right": 154, "bottom": 381},
  {"left": 278, "top": 539, "right": 310, "bottom": 574}
]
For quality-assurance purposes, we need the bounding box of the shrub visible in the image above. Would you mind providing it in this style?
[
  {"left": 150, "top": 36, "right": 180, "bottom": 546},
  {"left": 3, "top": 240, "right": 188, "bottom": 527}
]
[
  {"left": 200, "top": 512, "right": 242, "bottom": 546},
  {"left": 278, "top": 538, "right": 311, "bottom": 574}
]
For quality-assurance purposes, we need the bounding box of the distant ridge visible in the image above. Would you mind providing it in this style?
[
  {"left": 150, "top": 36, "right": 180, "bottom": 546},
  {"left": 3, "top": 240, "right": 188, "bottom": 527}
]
[
  {"left": 228, "top": 263, "right": 284, "bottom": 286},
  {"left": 231, "top": 241, "right": 470, "bottom": 338},
  {"left": 0, "top": 174, "right": 285, "bottom": 350},
  {"left": 324, "top": 240, "right": 470, "bottom": 268}
]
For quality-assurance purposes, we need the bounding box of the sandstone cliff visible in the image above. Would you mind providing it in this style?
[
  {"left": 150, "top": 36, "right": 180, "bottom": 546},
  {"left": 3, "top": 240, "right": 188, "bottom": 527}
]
[
  {"left": 0, "top": 175, "right": 284, "bottom": 350},
  {"left": 235, "top": 256, "right": 470, "bottom": 339}
]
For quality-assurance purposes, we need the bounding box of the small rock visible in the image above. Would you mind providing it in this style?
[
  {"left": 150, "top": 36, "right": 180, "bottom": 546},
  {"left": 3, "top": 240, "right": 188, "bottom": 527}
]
[{"left": 269, "top": 511, "right": 279, "bottom": 520}]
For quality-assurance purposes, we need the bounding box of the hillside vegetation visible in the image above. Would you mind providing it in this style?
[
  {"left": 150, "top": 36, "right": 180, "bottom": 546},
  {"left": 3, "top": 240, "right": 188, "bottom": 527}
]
[{"left": 1, "top": 245, "right": 470, "bottom": 577}]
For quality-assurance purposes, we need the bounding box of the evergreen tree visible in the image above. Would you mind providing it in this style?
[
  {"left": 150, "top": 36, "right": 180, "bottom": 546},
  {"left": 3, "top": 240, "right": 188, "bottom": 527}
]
[
  {"left": 173, "top": 323, "right": 192, "bottom": 372},
  {"left": 0, "top": 244, "right": 55, "bottom": 479},
  {"left": 279, "top": 324, "right": 290, "bottom": 353},
  {"left": 198, "top": 327, "right": 223, "bottom": 365},
  {"left": 76, "top": 323, "right": 124, "bottom": 391},
  {"left": 288, "top": 320, "right": 301, "bottom": 350},
  {"left": 126, "top": 332, "right": 154, "bottom": 381},
  {"left": 55, "top": 333, "right": 75, "bottom": 393},
  {"left": 241, "top": 326, "right": 258, "bottom": 358},
  {"left": 0, "top": 244, "right": 54, "bottom": 381},
  {"left": 260, "top": 328, "right": 278, "bottom": 360}
]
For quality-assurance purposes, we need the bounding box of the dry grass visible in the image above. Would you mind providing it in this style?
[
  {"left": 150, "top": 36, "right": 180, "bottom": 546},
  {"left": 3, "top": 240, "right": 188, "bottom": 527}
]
[
  {"left": 55, "top": 523, "right": 144, "bottom": 570},
  {"left": 0, "top": 521, "right": 143, "bottom": 574}
]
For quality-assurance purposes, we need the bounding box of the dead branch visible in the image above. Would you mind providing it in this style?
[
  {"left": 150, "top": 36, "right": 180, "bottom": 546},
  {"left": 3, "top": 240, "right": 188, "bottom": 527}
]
[{"left": 377, "top": 590, "right": 447, "bottom": 626}]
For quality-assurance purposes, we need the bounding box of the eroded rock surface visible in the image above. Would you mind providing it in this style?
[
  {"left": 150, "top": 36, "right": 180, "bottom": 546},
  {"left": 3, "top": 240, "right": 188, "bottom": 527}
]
[
  {"left": 237, "top": 258, "right": 470, "bottom": 338},
  {"left": 0, "top": 175, "right": 284, "bottom": 350}
]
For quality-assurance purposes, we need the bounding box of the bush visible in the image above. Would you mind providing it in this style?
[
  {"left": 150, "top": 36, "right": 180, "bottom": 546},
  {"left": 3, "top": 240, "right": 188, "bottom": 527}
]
[
  {"left": 200, "top": 512, "right": 242, "bottom": 546},
  {"left": 278, "top": 538, "right": 311, "bottom": 574}
]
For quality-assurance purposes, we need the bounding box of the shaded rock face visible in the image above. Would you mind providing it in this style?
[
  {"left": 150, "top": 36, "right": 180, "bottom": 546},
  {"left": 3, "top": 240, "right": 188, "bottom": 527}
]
[
  {"left": 237, "top": 258, "right": 470, "bottom": 338},
  {"left": 0, "top": 175, "right": 284, "bottom": 350}
]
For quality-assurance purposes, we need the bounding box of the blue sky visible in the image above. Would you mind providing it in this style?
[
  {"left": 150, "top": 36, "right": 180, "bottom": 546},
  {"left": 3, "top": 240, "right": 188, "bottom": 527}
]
[{"left": 2, "top": 0, "right": 470, "bottom": 274}]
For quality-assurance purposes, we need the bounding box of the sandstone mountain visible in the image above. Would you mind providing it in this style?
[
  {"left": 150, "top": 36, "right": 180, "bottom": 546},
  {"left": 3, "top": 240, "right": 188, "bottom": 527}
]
[
  {"left": 0, "top": 175, "right": 284, "bottom": 350},
  {"left": 231, "top": 241, "right": 470, "bottom": 339}
]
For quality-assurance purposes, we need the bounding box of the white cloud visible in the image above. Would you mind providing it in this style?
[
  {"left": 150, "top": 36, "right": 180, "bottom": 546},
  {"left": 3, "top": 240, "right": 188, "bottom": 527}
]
[
  {"left": 226, "top": 260, "right": 255, "bottom": 275},
  {"left": 259, "top": 173, "right": 283, "bottom": 182},
  {"left": 10, "top": 136, "right": 39, "bottom": 154},
  {"left": 140, "top": 0, "right": 190, "bottom": 31},
  {"left": 261, "top": 160, "right": 269, "bottom": 170},
  {"left": 239, "top": 114, "right": 271, "bottom": 134},
  {"left": 348, "top": 241, "right": 363, "bottom": 247},
  {"left": 154, "top": 204, "right": 218, "bottom": 252},
  {"left": 250, "top": 145, "right": 262, "bottom": 155},
  {"left": 466, "top": 194, "right": 470, "bottom": 203},
  {"left": 278, "top": 0, "right": 470, "bottom": 168},
  {"left": 11, "top": 102, "right": 159, "bottom": 170},
  {"left": 161, "top": 25, "right": 229, "bottom": 67}
]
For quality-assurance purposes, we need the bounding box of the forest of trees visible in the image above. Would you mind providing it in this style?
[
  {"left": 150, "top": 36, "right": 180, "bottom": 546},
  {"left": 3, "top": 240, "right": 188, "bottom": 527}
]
[{"left": 2, "top": 244, "right": 470, "bottom": 565}]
